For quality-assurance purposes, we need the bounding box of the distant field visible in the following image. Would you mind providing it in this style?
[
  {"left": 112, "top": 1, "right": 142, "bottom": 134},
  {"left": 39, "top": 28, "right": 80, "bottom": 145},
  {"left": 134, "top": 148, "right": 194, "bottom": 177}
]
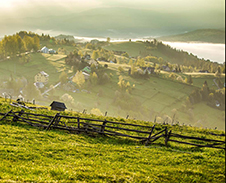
[{"left": 103, "top": 41, "right": 174, "bottom": 61}]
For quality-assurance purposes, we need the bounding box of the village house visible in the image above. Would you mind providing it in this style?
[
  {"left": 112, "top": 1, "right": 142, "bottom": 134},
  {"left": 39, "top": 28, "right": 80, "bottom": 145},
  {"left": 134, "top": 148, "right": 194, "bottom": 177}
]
[
  {"left": 48, "top": 49, "right": 57, "bottom": 54},
  {"left": 40, "top": 46, "right": 56, "bottom": 54},
  {"left": 82, "top": 66, "right": 91, "bottom": 74},
  {"left": 40, "top": 46, "right": 49, "bottom": 53},
  {"left": 141, "top": 67, "right": 155, "bottom": 74},
  {"left": 162, "top": 66, "right": 171, "bottom": 71},
  {"left": 50, "top": 101, "right": 67, "bottom": 111},
  {"left": 82, "top": 72, "right": 90, "bottom": 80},
  {"left": 34, "top": 71, "right": 49, "bottom": 84}
]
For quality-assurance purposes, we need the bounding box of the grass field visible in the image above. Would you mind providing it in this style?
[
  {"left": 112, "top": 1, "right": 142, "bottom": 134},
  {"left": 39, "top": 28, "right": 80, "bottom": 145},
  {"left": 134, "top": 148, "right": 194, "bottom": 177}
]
[
  {"left": 0, "top": 46, "right": 225, "bottom": 131},
  {"left": 0, "top": 53, "right": 69, "bottom": 84},
  {"left": 103, "top": 42, "right": 171, "bottom": 61},
  {"left": 0, "top": 99, "right": 225, "bottom": 182}
]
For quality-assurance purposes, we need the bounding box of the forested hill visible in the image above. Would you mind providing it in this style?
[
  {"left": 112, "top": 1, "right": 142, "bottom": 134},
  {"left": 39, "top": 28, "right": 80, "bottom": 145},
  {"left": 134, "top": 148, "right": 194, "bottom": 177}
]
[{"left": 157, "top": 29, "right": 225, "bottom": 44}]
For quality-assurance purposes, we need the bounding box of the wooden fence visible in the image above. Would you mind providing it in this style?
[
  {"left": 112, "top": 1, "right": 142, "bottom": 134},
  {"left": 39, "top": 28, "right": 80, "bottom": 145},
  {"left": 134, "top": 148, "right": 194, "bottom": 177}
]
[{"left": 0, "top": 110, "right": 225, "bottom": 150}]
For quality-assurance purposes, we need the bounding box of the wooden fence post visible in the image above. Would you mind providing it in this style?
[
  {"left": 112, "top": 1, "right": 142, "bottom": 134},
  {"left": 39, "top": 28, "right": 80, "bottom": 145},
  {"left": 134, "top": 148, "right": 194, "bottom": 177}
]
[
  {"left": 13, "top": 110, "right": 24, "bottom": 122},
  {"left": 46, "top": 113, "right": 59, "bottom": 130},
  {"left": 154, "top": 116, "right": 156, "bottom": 123},
  {"left": 145, "top": 124, "right": 155, "bottom": 146},
  {"left": 77, "top": 117, "right": 80, "bottom": 130},
  {"left": 0, "top": 110, "right": 12, "bottom": 121},
  {"left": 54, "top": 115, "right": 61, "bottom": 127},
  {"left": 165, "top": 127, "right": 171, "bottom": 147},
  {"left": 101, "top": 120, "right": 107, "bottom": 133}
]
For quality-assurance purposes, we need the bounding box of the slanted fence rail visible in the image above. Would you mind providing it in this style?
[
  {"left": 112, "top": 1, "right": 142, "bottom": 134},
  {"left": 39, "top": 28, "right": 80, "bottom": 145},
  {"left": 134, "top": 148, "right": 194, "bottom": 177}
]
[{"left": 0, "top": 110, "right": 225, "bottom": 150}]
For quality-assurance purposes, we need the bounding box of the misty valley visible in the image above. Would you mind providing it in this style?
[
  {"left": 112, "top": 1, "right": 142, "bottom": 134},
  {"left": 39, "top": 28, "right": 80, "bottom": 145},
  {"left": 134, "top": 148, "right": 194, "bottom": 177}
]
[{"left": 0, "top": 31, "right": 225, "bottom": 131}]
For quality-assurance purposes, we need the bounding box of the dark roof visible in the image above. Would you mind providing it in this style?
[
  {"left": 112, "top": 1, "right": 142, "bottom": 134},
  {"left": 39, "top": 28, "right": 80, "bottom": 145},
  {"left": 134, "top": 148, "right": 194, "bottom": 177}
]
[{"left": 50, "top": 101, "right": 67, "bottom": 109}]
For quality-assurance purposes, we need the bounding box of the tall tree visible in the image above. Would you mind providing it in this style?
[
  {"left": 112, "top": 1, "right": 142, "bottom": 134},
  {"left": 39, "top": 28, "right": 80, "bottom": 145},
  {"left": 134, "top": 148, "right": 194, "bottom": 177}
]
[
  {"left": 91, "top": 50, "right": 100, "bottom": 60},
  {"left": 23, "top": 35, "right": 34, "bottom": 51},
  {"left": 59, "top": 71, "right": 68, "bottom": 84},
  {"left": 33, "top": 35, "right": 40, "bottom": 51},
  {"left": 72, "top": 71, "right": 85, "bottom": 88},
  {"left": 15, "top": 34, "right": 25, "bottom": 54},
  {"left": 187, "top": 75, "right": 193, "bottom": 85}
]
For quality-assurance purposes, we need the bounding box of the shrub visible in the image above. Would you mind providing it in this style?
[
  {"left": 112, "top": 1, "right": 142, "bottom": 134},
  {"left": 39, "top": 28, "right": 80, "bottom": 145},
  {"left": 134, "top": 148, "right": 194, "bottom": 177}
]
[{"left": 90, "top": 108, "right": 103, "bottom": 116}]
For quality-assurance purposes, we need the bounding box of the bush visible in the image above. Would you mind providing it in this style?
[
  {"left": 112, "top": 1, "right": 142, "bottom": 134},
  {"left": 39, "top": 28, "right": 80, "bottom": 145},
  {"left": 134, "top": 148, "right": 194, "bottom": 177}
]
[
  {"left": 90, "top": 108, "right": 103, "bottom": 116},
  {"left": 118, "top": 66, "right": 124, "bottom": 73}
]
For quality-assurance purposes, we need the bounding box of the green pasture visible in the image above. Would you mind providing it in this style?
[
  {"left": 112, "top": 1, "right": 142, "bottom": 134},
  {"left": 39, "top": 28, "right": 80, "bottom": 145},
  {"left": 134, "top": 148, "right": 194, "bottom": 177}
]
[
  {"left": 0, "top": 46, "right": 224, "bottom": 131},
  {"left": 103, "top": 41, "right": 170, "bottom": 60},
  {"left": 0, "top": 99, "right": 225, "bottom": 183},
  {"left": 0, "top": 53, "right": 69, "bottom": 84}
]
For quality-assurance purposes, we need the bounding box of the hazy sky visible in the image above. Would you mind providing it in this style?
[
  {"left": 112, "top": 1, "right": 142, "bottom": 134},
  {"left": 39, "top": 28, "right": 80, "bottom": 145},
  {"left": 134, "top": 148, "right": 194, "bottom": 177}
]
[
  {"left": 1, "top": 0, "right": 225, "bottom": 16},
  {"left": 0, "top": 0, "right": 224, "bottom": 38}
]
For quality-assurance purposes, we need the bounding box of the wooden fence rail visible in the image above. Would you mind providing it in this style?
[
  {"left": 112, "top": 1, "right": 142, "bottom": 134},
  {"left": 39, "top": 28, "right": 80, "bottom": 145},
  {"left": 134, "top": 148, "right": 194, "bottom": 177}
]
[{"left": 0, "top": 110, "right": 225, "bottom": 150}]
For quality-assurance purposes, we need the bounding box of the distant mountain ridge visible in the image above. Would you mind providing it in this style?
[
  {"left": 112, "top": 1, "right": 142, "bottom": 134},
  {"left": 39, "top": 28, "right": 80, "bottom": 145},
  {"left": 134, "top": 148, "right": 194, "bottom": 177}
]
[
  {"left": 0, "top": 7, "right": 224, "bottom": 38},
  {"left": 157, "top": 29, "right": 225, "bottom": 44}
]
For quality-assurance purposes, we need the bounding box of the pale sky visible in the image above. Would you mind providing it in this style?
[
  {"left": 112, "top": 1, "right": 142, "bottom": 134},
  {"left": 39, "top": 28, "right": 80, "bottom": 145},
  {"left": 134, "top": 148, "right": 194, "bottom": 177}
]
[
  {"left": 0, "top": 0, "right": 224, "bottom": 37},
  {"left": 0, "top": 0, "right": 225, "bottom": 14}
]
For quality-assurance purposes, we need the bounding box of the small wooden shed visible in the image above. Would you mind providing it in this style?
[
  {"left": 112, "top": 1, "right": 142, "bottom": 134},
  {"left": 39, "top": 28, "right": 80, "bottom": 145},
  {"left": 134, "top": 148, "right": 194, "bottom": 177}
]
[{"left": 50, "top": 101, "right": 67, "bottom": 111}]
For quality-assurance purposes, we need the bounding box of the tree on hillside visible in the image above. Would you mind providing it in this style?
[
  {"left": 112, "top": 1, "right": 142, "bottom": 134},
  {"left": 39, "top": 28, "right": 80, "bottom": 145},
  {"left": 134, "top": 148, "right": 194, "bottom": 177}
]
[
  {"left": 122, "top": 52, "right": 129, "bottom": 58},
  {"left": 15, "top": 34, "right": 25, "bottom": 54},
  {"left": 23, "top": 35, "right": 34, "bottom": 51},
  {"left": 23, "top": 82, "right": 41, "bottom": 100},
  {"left": 72, "top": 71, "right": 85, "bottom": 88},
  {"left": 107, "top": 37, "right": 110, "bottom": 43},
  {"left": 90, "top": 72, "right": 98, "bottom": 85},
  {"left": 59, "top": 71, "right": 68, "bottom": 84},
  {"left": 1, "top": 36, "right": 13, "bottom": 57},
  {"left": 201, "top": 80, "right": 210, "bottom": 101},
  {"left": 33, "top": 35, "right": 40, "bottom": 51},
  {"left": 187, "top": 75, "right": 193, "bottom": 85},
  {"left": 215, "top": 66, "right": 222, "bottom": 78},
  {"left": 92, "top": 50, "right": 100, "bottom": 60}
]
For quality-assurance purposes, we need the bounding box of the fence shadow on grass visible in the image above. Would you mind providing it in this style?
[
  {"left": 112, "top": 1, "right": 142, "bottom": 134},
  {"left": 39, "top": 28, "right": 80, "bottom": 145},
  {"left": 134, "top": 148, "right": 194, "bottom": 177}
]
[{"left": 0, "top": 109, "right": 225, "bottom": 150}]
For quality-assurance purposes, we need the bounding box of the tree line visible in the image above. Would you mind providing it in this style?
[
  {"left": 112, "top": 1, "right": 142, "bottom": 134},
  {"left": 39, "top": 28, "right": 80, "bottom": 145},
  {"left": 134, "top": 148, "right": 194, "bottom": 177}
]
[{"left": 0, "top": 31, "right": 57, "bottom": 60}]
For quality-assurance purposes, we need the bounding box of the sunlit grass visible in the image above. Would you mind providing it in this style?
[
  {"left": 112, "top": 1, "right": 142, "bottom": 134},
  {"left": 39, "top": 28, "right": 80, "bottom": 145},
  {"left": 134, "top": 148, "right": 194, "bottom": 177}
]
[{"left": 0, "top": 99, "right": 225, "bottom": 182}]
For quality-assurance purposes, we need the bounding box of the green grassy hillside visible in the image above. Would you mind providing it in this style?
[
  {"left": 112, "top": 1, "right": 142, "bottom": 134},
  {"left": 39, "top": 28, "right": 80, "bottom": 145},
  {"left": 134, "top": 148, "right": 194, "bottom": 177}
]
[
  {"left": 0, "top": 98, "right": 225, "bottom": 182},
  {"left": 0, "top": 50, "right": 225, "bottom": 130},
  {"left": 157, "top": 29, "right": 225, "bottom": 44}
]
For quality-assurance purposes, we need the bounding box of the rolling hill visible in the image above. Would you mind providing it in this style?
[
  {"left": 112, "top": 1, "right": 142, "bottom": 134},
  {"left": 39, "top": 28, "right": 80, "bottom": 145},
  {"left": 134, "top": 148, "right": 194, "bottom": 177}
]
[{"left": 157, "top": 29, "right": 225, "bottom": 44}]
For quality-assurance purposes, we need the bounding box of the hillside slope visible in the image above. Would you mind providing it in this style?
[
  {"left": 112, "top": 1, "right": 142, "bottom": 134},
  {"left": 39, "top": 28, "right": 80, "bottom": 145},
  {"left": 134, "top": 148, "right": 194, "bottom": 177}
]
[
  {"left": 157, "top": 29, "right": 225, "bottom": 44},
  {"left": 0, "top": 98, "right": 225, "bottom": 182}
]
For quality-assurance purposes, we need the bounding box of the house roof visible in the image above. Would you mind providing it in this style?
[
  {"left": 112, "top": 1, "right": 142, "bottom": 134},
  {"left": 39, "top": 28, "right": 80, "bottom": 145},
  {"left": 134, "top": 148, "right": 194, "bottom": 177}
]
[
  {"left": 82, "top": 66, "right": 91, "bottom": 73},
  {"left": 39, "top": 71, "right": 49, "bottom": 77},
  {"left": 50, "top": 101, "right": 67, "bottom": 109},
  {"left": 41, "top": 46, "right": 48, "bottom": 50}
]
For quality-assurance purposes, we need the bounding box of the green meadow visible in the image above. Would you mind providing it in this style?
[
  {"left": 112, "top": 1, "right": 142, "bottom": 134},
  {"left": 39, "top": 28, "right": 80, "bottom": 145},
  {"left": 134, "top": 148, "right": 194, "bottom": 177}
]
[
  {"left": 0, "top": 42, "right": 225, "bottom": 130},
  {"left": 0, "top": 98, "right": 225, "bottom": 183}
]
